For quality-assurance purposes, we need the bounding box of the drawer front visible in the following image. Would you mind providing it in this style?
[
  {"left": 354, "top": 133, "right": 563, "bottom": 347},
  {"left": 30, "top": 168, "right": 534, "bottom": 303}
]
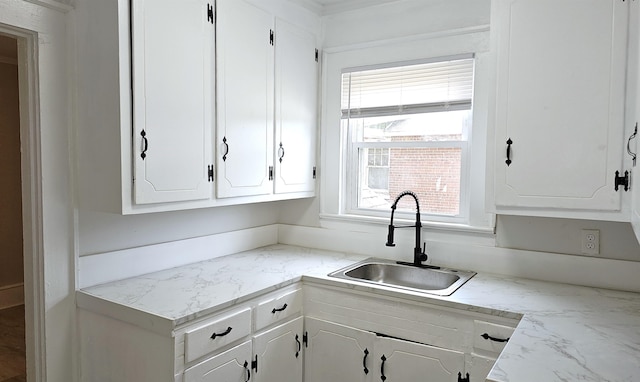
[
  {"left": 473, "top": 320, "right": 515, "bottom": 354},
  {"left": 255, "top": 288, "right": 302, "bottom": 330},
  {"left": 185, "top": 308, "right": 252, "bottom": 362}
]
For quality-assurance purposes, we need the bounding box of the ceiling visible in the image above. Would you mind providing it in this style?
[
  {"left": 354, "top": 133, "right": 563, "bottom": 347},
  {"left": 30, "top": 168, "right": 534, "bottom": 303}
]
[
  {"left": 299, "top": 0, "right": 400, "bottom": 15},
  {"left": 45, "top": 0, "right": 398, "bottom": 16}
]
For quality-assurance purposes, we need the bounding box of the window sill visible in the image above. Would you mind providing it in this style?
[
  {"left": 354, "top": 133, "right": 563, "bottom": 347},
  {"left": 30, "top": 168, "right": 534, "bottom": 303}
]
[{"left": 319, "top": 213, "right": 496, "bottom": 247}]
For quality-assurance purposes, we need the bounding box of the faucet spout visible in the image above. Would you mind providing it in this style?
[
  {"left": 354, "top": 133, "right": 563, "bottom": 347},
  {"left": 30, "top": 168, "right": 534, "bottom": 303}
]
[{"left": 386, "top": 191, "right": 428, "bottom": 266}]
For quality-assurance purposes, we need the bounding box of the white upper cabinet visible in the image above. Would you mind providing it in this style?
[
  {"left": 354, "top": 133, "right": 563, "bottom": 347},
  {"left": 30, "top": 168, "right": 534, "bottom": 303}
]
[
  {"left": 629, "top": 0, "right": 640, "bottom": 241},
  {"left": 131, "top": 0, "right": 214, "bottom": 204},
  {"left": 216, "top": 0, "right": 275, "bottom": 198},
  {"left": 216, "top": 0, "right": 318, "bottom": 199},
  {"left": 274, "top": 18, "right": 318, "bottom": 194},
  {"left": 489, "top": 0, "right": 630, "bottom": 218}
]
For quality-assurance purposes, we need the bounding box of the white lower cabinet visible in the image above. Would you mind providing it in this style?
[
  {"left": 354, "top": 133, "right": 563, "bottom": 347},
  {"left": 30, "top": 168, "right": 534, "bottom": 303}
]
[
  {"left": 377, "top": 336, "right": 465, "bottom": 382},
  {"left": 184, "top": 340, "right": 252, "bottom": 382},
  {"left": 253, "top": 317, "right": 304, "bottom": 382},
  {"left": 78, "top": 282, "right": 519, "bottom": 382},
  {"left": 185, "top": 317, "right": 303, "bottom": 382},
  {"left": 304, "top": 317, "right": 465, "bottom": 382},
  {"left": 304, "top": 317, "right": 374, "bottom": 382}
]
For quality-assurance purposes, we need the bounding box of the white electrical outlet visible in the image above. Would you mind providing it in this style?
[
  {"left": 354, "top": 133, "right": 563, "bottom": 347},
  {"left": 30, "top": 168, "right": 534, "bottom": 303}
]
[{"left": 581, "top": 229, "right": 600, "bottom": 255}]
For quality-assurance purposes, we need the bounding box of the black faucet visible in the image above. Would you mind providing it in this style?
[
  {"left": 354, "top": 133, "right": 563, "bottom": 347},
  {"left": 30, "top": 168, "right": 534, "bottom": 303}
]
[{"left": 386, "top": 191, "right": 437, "bottom": 268}]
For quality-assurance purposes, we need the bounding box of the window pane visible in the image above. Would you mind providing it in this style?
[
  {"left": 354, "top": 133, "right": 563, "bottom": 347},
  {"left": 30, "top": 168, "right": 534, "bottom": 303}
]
[
  {"left": 358, "top": 147, "right": 461, "bottom": 216},
  {"left": 351, "top": 111, "right": 470, "bottom": 143}
]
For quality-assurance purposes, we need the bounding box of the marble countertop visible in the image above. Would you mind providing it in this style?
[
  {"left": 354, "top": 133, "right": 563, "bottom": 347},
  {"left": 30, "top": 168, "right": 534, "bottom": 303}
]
[{"left": 77, "top": 244, "right": 640, "bottom": 381}]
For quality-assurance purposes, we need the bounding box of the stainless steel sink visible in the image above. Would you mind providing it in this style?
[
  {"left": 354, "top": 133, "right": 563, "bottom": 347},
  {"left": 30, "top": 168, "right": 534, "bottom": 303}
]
[{"left": 328, "top": 258, "right": 475, "bottom": 296}]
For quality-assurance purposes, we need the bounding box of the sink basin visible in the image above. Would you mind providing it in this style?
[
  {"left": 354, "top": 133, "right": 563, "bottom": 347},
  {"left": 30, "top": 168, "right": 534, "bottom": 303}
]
[{"left": 328, "top": 259, "right": 475, "bottom": 296}]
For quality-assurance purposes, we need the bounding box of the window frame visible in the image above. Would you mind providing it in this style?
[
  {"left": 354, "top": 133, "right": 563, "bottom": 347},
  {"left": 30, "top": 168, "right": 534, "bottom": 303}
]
[
  {"left": 319, "top": 30, "right": 495, "bottom": 235},
  {"left": 341, "top": 55, "right": 474, "bottom": 222}
]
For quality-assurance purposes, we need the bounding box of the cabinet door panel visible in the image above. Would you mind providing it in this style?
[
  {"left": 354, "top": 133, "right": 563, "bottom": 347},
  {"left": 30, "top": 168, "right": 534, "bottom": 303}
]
[
  {"left": 216, "top": 0, "right": 274, "bottom": 198},
  {"left": 132, "top": 0, "right": 213, "bottom": 204},
  {"left": 493, "top": 0, "right": 628, "bottom": 211},
  {"left": 376, "top": 336, "right": 464, "bottom": 382},
  {"left": 183, "top": 340, "right": 251, "bottom": 382},
  {"left": 274, "top": 18, "right": 317, "bottom": 194},
  {"left": 304, "top": 317, "right": 374, "bottom": 382},
  {"left": 253, "top": 317, "right": 303, "bottom": 382}
]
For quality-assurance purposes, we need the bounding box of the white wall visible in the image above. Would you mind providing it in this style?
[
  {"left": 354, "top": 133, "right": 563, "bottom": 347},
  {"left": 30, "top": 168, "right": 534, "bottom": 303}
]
[
  {"left": 278, "top": 0, "right": 640, "bottom": 264},
  {"left": 73, "top": 0, "right": 289, "bottom": 257}
]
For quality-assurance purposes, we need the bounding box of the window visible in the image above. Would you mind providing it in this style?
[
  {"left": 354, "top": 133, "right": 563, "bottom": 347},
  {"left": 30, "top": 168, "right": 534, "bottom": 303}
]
[{"left": 341, "top": 56, "right": 474, "bottom": 220}]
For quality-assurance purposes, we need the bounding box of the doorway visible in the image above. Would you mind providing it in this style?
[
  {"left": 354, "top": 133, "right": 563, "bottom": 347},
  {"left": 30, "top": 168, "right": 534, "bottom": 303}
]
[{"left": 0, "top": 33, "right": 26, "bottom": 382}]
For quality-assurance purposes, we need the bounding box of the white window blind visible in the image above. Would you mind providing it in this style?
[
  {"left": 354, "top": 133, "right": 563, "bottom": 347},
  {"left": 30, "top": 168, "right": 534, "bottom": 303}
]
[{"left": 342, "top": 56, "right": 474, "bottom": 118}]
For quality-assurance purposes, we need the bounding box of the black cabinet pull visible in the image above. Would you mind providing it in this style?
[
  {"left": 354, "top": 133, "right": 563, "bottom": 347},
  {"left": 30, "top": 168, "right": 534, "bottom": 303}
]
[
  {"left": 481, "top": 332, "right": 510, "bottom": 343},
  {"left": 362, "top": 348, "right": 369, "bottom": 374},
  {"left": 210, "top": 326, "right": 232, "bottom": 339},
  {"left": 505, "top": 138, "right": 513, "bottom": 166},
  {"left": 243, "top": 360, "right": 250, "bottom": 382},
  {"left": 295, "top": 334, "right": 301, "bottom": 358},
  {"left": 278, "top": 142, "right": 285, "bottom": 163},
  {"left": 628, "top": 123, "right": 637, "bottom": 167},
  {"left": 140, "top": 130, "right": 148, "bottom": 160},
  {"left": 222, "top": 136, "right": 229, "bottom": 161},
  {"left": 271, "top": 303, "right": 288, "bottom": 314},
  {"left": 380, "top": 355, "right": 387, "bottom": 381}
]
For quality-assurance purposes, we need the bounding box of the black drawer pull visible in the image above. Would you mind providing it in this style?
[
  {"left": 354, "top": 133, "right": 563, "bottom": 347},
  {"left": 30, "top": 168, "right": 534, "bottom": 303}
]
[
  {"left": 271, "top": 303, "right": 288, "bottom": 314},
  {"left": 380, "top": 355, "right": 387, "bottom": 381},
  {"left": 363, "top": 348, "right": 369, "bottom": 374},
  {"left": 210, "top": 326, "right": 232, "bottom": 340},
  {"left": 481, "top": 333, "right": 510, "bottom": 343},
  {"left": 295, "top": 334, "right": 301, "bottom": 358}
]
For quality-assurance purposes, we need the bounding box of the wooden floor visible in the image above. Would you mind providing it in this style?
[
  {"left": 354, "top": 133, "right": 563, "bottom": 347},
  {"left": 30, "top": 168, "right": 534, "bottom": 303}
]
[{"left": 0, "top": 305, "right": 26, "bottom": 382}]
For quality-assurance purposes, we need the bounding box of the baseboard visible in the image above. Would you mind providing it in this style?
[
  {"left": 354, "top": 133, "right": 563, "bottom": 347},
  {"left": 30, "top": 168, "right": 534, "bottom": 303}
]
[
  {"left": 78, "top": 225, "right": 279, "bottom": 288},
  {"left": 0, "top": 283, "right": 24, "bottom": 309}
]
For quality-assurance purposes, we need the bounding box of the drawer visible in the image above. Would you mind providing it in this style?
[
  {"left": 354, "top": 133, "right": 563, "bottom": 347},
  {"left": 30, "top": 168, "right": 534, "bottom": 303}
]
[
  {"left": 255, "top": 288, "right": 302, "bottom": 330},
  {"left": 473, "top": 320, "right": 515, "bottom": 354},
  {"left": 185, "top": 308, "right": 252, "bottom": 362}
]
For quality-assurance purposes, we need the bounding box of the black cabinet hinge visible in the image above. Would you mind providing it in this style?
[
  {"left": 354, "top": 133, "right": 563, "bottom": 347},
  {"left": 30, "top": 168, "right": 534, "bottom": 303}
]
[
  {"left": 269, "top": 29, "right": 274, "bottom": 45},
  {"left": 312, "top": 166, "right": 317, "bottom": 179},
  {"left": 458, "top": 372, "right": 470, "bottom": 382},
  {"left": 206, "top": 3, "right": 214, "bottom": 24},
  {"left": 315, "top": 48, "right": 319, "bottom": 62},
  {"left": 208, "top": 165, "right": 214, "bottom": 182},
  {"left": 614, "top": 170, "right": 630, "bottom": 192},
  {"left": 303, "top": 332, "right": 308, "bottom": 347},
  {"left": 269, "top": 166, "right": 274, "bottom": 181},
  {"left": 251, "top": 354, "right": 258, "bottom": 373}
]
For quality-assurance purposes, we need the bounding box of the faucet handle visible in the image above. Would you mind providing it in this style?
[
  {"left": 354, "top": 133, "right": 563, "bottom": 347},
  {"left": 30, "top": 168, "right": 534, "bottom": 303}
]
[
  {"left": 385, "top": 225, "right": 396, "bottom": 247},
  {"left": 420, "top": 242, "right": 428, "bottom": 261}
]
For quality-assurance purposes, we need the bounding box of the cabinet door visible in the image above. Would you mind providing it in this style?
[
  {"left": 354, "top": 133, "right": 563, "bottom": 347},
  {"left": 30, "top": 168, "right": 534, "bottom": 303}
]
[
  {"left": 631, "top": 1, "right": 640, "bottom": 242},
  {"left": 274, "top": 18, "right": 317, "bottom": 194},
  {"left": 253, "top": 317, "right": 303, "bottom": 382},
  {"left": 132, "top": 0, "right": 214, "bottom": 204},
  {"left": 216, "top": 0, "right": 274, "bottom": 198},
  {"left": 183, "top": 340, "right": 252, "bottom": 382},
  {"left": 304, "top": 317, "right": 374, "bottom": 382},
  {"left": 376, "top": 336, "right": 465, "bottom": 382},
  {"left": 492, "top": 0, "right": 628, "bottom": 211}
]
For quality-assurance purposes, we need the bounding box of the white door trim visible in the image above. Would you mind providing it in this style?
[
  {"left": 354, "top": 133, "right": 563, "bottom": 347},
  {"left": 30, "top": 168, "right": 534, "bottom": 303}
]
[
  {"left": 0, "top": 25, "right": 47, "bottom": 382},
  {"left": 1, "top": 1, "right": 74, "bottom": 381}
]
